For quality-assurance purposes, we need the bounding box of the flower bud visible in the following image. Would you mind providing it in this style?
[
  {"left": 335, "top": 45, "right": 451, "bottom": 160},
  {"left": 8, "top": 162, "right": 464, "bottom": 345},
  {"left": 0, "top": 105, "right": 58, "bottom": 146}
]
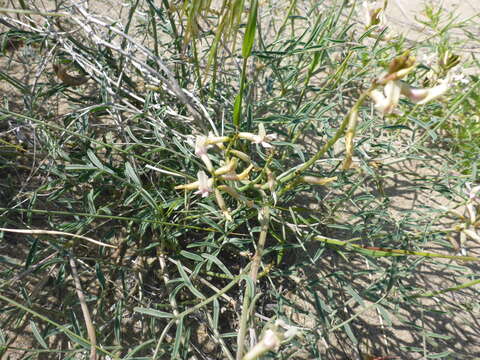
[
  {"left": 218, "top": 185, "right": 254, "bottom": 207},
  {"left": 387, "top": 51, "right": 416, "bottom": 76},
  {"left": 230, "top": 150, "right": 253, "bottom": 164},
  {"left": 439, "top": 51, "right": 460, "bottom": 72},
  {"left": 214, "top": 158, "right": 238, "bottom": 176},
  {"left": 214, "top": 188, "right": 232, "bottom": 221}
]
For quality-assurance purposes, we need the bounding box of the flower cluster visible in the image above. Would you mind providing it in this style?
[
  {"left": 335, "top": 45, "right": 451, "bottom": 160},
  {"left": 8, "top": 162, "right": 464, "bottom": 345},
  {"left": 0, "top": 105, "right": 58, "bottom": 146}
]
[
  {"left": 173, "top": 124, "right": 276, "bottom": 219},
  {"left": 238, "top": 123, "right": 277, "bottom": 148}
]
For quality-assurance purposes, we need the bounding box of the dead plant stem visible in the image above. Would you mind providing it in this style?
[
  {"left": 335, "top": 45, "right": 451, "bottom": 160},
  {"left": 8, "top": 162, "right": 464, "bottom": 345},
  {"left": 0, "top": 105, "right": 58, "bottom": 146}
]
[{"left": 69, "top": 256, "right": 97, "bottom": 360}]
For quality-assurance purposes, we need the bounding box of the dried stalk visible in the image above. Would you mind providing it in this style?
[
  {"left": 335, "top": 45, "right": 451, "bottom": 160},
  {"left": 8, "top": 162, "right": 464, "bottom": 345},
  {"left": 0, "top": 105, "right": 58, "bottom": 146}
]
[
  {"left": 69, "top": 256, "right": 97, "bottom": 360},
  {"left": 0, "top": 228, "right": 116, "bottom": 248}
]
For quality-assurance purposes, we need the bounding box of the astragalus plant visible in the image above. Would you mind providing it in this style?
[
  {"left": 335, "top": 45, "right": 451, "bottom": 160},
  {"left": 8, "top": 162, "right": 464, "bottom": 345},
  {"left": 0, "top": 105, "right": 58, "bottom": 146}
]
[{"left": 0, "top": 0, "right": 479, "bottom": 359}]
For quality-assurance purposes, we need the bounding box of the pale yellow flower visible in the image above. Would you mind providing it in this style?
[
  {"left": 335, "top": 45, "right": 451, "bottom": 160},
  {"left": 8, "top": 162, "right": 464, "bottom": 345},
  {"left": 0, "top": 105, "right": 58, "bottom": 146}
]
[
  {"left": 175, "top": 171, "right": 213, "bottom": 198},
  {"left": 214, "top": 158, "right": 237, "bottom": 176},
  {"left": 239, "top": 123, "right": 276, "bottom": 148},
  {"left": 195, "top": 171, "right": 213, "bottom": 197},
  {"left": 398, "top": 76, "right": 450, "bottom": 105},
  {"left": 369, "top": 80, "right": 401, "bottom": 115},
  {"left": 194, "top": 135, "right": 213, "bottom": 172},
  {"left": 218, "top": 164, "right": 254, "bottom": 181},
  {"left": 370, "top": 77, "right": 450, "bottom": 115}
]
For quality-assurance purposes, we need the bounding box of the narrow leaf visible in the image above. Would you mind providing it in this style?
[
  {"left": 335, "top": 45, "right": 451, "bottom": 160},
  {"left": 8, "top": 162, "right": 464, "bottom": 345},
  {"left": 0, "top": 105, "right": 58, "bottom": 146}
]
[
  {"left": 172, "top": 317, "right": 184, "bottom": 358},
  {"left": 213, "top": 298, "right": 219, "bottom": 330},
  {"left": 180, "top": 250, "right": 204, "bottom": 262},
  {"left": 30, "top": 321, "right": 48, "bottom": 349},
  {"left": 233, "top": 92, "right": 242, "bottom": 129},
  {"left": 176, "top": 262, "right": 206, "bottom": 299},
  {"left": 134, "top": 307, "right": 173, "bottom": 318},
  {"left": 95, "top": 263, "right": 106, "bottom": 290},
  {"left": 124, "top": 339, "right": 156, "bottom": 359},
  {"left": 87, "top": 149, "right": 114, "bottom": 174},
  {"left": 125, "top": 162, "right": 142, "bottom": 186},
  {"left": 343, "top": 323, "right": 357, "bottom": 345},
  {"left": 242, "top": 0, "right": 258, "bottom": 59}
]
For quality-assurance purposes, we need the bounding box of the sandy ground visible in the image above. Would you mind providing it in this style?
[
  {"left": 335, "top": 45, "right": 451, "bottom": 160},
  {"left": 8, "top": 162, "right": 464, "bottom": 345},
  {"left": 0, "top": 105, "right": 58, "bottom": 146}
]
[
  {"left": 389, "top": 0, "right": 480, "bottom": 22},
  {"left": 388, "top": 0, "right": 480, "bottom": 45}
]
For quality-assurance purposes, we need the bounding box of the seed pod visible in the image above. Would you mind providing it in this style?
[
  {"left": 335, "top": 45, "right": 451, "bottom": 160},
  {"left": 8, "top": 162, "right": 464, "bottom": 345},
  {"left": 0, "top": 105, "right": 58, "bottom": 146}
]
[{"left": 301, "top": 176, "right": 337, "bottom": 185}]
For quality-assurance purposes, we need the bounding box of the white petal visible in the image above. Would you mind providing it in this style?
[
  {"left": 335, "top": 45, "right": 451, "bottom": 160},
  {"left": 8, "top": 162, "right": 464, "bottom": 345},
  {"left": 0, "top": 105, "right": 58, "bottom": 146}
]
[
  {"left": 195, "top": 135, "right": 208, "bottom": 156},
  {"left": 466, "top": 203, "right": 477, "bottom": 224},
  {"left": 370, "top": 89, "right": 388, "bottom": 113},
  {"left": 362, "top": 1, "right": 371, "bottom": 26},
  {"left": 469, "top": 185, "right": 480, "bottom": 201},
  {"left": 196, "top": 171, "right": 212, "bottom": 196},
  {"left": 262, "top": 330, "right": 280, "bottom": 349},
  {"left": 370, "top": 81, "right": 401, "bottom": 115},
  {"left": 463, "top": 228, "right": 480, "bottom": 242},
  {"left": 400, "top": 77, "right": 449, "bottom": 104},
  {"left": 383, "top": 80, "right": 401, "bottom": 113}
]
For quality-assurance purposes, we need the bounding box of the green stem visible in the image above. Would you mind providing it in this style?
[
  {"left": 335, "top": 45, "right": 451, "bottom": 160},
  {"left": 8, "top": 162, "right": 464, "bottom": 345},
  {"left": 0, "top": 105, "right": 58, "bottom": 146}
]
[
  {"left": 273, "top": 83, "right": 377, "bottom": 195},
  {"left": 412, "top": 278, "right": 480, "bottom": 298},
  {"left": 236, "top": 206, "right": 270, "bottom": 360},
  {"left": 0, "top": 207, "right": 217, "bottom": 232},
  {"left": 236, "top": 278, "right": 253, "bottom": 360}
]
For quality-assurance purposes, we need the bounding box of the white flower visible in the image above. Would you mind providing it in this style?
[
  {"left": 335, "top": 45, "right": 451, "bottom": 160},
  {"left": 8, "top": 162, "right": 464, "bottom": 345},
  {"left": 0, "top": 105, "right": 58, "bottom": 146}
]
[
  {"left": 239, "top": 123, "right": 276, "bottom": 148},
  {"left": 194, "top": 135, "right": 211, "bottom": 157},
  {"left": 369, "top": 76, "right": 450, "bottom": 115},
  {"left": 262, "top": 329, "right": 280, "bottom": 348},
  {"left": 361, "top": 0, "right": 396, "bottom": 40},
  {"left": 194, "top": 135, "right": 213, "bottom": 172},
  {"left": 194, "top": 171, "right": 213, "bottom": 198},
  {"left": 420, "top": 53, "right": 436, "bottom": 68},
  {"left": 465, "top": 182, "right": 480, "bottom": 224},
  {"left": 451, "top": 71, "right": 469, "bottom": 85},
  {"left": 370, "top": 80, "right": 401, "bottom": 115},
  {"left": 174, "top": 171, "right": 213, "bottom": 197},
  {"left": 243, "top": 329, "right": 281, "bottom": 360}
]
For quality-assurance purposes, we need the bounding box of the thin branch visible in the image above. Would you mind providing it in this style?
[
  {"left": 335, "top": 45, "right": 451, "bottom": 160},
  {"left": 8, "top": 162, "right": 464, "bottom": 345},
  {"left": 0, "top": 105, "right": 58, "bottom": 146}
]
[
  {"left": 236, "top": 206, "right": 270, "bottom": 360},
  {"left": 0, "top": 228, "right": 117, "bottom": 248},
  {"left": 69, "top": 256, "right": 97, "bottom": 360}
]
